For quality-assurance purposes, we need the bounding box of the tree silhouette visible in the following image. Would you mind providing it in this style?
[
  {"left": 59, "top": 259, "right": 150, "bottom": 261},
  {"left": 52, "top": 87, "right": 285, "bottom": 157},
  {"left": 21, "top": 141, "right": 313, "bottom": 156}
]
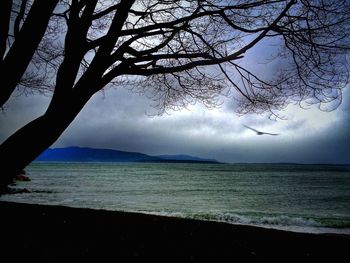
[
  {"left": 0, "top": 0, "right": 349, "bottom": 191},
  {"left": 0, "top": 0, "right": 59, "bottom": 108}
]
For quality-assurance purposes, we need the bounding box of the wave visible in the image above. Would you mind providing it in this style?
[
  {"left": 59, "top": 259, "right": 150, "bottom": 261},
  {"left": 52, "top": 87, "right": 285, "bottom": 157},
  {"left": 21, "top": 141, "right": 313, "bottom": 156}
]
[
  {"left": 191, "top": 213, "right": 322, "bottom": 227},
  {"left": 137, "top": 210, "right": 350, "bottom": 234}
]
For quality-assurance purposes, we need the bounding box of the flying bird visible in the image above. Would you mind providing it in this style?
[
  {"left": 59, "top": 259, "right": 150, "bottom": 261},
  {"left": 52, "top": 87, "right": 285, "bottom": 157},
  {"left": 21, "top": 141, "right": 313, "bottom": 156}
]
[{"left": 243, "top": 124, "right": 279, "bottom": 136}]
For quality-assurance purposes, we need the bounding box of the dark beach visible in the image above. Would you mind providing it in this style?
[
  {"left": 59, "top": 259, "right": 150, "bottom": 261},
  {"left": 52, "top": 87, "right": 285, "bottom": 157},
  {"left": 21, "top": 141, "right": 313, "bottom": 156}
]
[{"left": 1, "top": 201, "right": 349, "bottom": 262}]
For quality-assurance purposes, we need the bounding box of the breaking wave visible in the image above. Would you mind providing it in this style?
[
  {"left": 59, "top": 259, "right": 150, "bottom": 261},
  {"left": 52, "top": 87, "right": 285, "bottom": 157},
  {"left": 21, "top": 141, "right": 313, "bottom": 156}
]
[{"left": 137, "top": 210, "right": 350, "bottom": 234}]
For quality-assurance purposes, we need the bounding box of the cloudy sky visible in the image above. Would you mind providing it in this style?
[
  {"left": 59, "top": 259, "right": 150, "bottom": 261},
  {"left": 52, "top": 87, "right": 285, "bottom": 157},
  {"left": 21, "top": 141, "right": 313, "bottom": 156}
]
[
  {"left": 1, "top": 84, "right": 349, "bottom": 165},
  {"left": 1, "top": 40, "right": 349, "bottom": 164}
]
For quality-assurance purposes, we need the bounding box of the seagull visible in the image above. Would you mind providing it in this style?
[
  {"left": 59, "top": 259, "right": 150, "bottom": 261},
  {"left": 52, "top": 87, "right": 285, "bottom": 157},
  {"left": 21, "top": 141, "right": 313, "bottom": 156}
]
[{"left": 243, "top": 124, "right": 279, "bottom": 136}]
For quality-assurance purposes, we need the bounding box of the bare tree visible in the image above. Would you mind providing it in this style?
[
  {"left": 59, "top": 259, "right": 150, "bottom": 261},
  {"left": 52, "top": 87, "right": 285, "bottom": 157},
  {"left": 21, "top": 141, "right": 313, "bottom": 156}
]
[
  {"left": 0, "top": 0, "right": 59, "bottom": 109},
  {"left": 0, "top": 0, "right": 349, "bottom": 191}
]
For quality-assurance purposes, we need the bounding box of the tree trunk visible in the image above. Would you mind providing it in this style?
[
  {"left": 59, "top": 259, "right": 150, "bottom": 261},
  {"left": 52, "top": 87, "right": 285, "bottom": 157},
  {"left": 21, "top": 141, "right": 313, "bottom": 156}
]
[
  {"left": 0, "top": 0, "right": 59, "bottom": 108},
  {"left": 0, "top": 88, "right": 92, "bottom": 191}
]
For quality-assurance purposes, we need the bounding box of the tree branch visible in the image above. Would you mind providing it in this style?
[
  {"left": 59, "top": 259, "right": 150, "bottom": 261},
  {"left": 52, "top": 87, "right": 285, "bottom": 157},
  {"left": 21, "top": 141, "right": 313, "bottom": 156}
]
[
  {"left": 0, "top": 0, "right": 12, "bottom": 61},
  {"left": 14, "top": 0, "right": 28, "bottom": 37},
  {"left": 106, "top": 0, "right": 296, "bottom": 78}
]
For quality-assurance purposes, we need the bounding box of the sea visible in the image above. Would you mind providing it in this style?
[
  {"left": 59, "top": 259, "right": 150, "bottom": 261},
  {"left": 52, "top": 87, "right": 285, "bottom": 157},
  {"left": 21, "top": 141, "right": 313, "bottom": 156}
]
[{"left": 1, "top": 162, "right": 350, "bottom": 234}]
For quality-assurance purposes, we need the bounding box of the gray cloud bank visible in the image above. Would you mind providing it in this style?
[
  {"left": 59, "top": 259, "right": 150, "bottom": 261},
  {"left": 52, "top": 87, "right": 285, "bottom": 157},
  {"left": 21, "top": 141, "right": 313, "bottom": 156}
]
[{"left": 1, "top": 86, "right": 349, "bottom": 164}]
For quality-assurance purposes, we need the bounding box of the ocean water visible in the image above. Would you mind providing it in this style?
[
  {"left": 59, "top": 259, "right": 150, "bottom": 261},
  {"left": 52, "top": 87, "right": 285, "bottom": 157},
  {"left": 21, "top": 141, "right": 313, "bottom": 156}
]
[{"left": 2, "top": 162, "right": 350, "bottom": 234}]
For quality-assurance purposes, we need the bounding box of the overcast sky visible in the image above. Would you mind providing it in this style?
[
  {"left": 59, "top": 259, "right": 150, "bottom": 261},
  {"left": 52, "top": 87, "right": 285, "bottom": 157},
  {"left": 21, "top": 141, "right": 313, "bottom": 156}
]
[
  {"left": 1, "top": 83, "right": 349, "bottom": 164},
  {"left": 1, "top": 41, "right": 349, "bottom": 164}
]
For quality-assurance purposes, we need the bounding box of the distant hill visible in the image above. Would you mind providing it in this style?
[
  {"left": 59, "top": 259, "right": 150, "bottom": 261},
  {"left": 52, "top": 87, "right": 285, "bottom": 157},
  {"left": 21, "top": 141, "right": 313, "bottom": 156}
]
[
  {"left": 157, "top": 154, "right": 218, "bottom": 163},
  {"left": 35, "top": 147, "right": 160, "bottom": 162},
  {"left": 35, "top": 147, "right": 220, "bottom": 164}
]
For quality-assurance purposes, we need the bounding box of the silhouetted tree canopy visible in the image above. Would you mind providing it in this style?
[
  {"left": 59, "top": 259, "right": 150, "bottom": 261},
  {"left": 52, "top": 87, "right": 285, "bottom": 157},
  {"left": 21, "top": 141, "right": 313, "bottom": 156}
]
[
  {"left": 2, "top": 0, "right": 349, "bottom": 113},
  {"left": 0, "top": 0, "right": 349, "bottom": 190}
]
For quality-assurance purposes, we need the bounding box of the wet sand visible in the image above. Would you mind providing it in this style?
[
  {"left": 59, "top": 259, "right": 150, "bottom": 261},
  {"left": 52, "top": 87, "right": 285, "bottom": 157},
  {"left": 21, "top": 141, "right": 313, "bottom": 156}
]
[{"left": 1, "top": 201, "right": 349, "bottom": 262}]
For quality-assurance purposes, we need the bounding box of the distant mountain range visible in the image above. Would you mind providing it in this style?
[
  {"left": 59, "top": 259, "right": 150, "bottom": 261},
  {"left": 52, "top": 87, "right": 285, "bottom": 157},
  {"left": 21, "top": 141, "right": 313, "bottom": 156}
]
[{"left": 35, "top": 147, "right": 221, "bottom": 164}]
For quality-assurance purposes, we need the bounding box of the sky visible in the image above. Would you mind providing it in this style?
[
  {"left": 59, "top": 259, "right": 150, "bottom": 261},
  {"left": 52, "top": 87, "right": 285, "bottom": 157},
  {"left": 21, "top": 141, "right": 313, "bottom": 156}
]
[
  {"left": 1, "top": 41, "right": 349, "bottom": 165},
  {"left": 1, "top": 81, "right": 349, "bottom": 164}
]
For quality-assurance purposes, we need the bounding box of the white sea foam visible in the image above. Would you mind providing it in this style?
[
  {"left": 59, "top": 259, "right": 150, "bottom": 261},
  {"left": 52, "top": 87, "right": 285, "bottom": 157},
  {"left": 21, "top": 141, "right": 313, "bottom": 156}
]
[{"left": 134, "top": 210, "right": 350, "bottom": 234}]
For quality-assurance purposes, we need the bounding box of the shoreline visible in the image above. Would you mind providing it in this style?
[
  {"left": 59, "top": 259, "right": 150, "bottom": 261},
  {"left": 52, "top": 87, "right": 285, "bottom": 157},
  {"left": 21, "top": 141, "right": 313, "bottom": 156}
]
[
  {"left": 1, "top": 201, "right": 349, "bottom": 261},
  {"left": 2, "top": 197, "right": 349, "bottom": 235}
]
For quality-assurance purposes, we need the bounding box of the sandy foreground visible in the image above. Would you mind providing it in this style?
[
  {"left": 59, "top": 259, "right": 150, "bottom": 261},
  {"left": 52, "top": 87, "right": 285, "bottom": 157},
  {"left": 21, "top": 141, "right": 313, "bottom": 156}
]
[{"left": 0, "top": 201, "right": 349, "bottom": 262}]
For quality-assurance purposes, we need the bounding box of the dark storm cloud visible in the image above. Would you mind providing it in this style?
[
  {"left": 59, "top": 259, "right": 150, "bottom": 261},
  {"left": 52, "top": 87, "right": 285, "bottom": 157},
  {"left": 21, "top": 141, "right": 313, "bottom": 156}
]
[
  {"left": 54, "top": 89, "right": 238, "bottom": 154},
  {"left": 0, "top": 92, "right": 50, "bottom": 140},
  {"left": 61, "top": 87, "right": 350, "bottom": 164},
  {"left": 1, "top": 84, "right": 349, "bottom": 164}
]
